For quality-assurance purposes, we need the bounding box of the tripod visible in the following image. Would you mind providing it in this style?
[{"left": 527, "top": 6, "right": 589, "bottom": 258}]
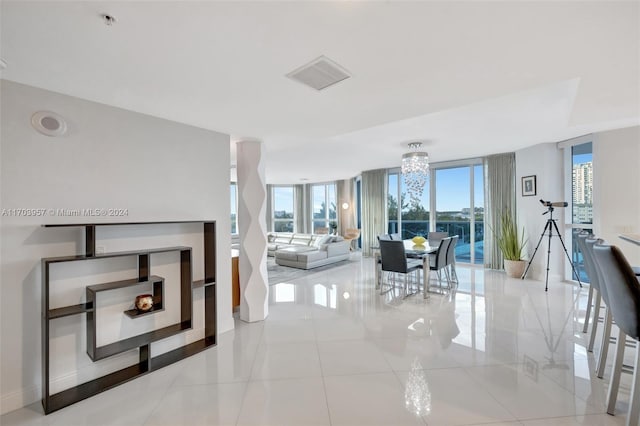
[{"left": 521, "top": 205, "right": 582, "bottom": 291}]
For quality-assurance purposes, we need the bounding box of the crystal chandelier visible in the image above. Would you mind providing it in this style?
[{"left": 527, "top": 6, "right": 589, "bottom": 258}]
[{"left": 401, "top": 142, "right": 429, "bottom": 205}]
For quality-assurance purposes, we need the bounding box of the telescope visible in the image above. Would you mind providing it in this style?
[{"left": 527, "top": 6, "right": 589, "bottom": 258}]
[
  {"left": 523, "top": 198, "right": 582, "bottom": 291},
  {"left": 540, "top": 200, "right": 568, "bottom": 208}
]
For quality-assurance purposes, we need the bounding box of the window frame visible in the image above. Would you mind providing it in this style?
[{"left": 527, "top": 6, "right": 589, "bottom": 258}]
[
  {"left": 311, "top": 182, "right": 337, "bottom": 232},
  {"left": 559, "top": 134, "right": 595, "bottom": 282},
  {"left": 271, "top": 185, "right": 296, "bottom": 233}
]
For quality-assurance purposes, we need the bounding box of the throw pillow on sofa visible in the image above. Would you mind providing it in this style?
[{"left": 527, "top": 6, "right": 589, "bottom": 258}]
[{"left": 313, "top": 234, "right": 332, "bottom": 248}]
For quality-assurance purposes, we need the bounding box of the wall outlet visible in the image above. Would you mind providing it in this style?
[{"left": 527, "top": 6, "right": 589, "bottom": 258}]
[{"left": 96, "top": 246, "right": 105, "bottom": 255}]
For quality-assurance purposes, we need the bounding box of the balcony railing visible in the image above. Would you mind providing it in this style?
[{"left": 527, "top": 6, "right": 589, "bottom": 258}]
[{"left": 388, "top": 220, "right": 484, "bottom": 264}]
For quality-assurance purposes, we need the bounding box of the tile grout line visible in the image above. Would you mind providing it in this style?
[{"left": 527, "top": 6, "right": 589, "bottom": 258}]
[
  {"left": 234, "top": 321, "right": 266, "bottom": 426},
  {"left": 313, "top": 309, "right": 335, "bottom": 426}
]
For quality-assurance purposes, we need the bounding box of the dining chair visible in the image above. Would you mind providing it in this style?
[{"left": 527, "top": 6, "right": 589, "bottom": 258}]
[
  {"left": 428, "top": 231, "right": 448, "bottom": 247},
  {"left": 375, "top": 234, "right": 393, "bottom": 289},
  {"left": 577, "top": 232, "right": 602, "bottom": 341},
  {"left": 585, "top": 236, "right": 619, "bottom": 379},
  {"left": 592, "top": 243, "right": 640, "bottom": 425},
  {"left": 446, "top": 235, "right": 459, "bottom": 284},
  {"left": 389, "top": 233, "right": 402, "bottom": 240},
  {"left": 428, "top": 237, "right": 452, "bottom": 289},
  {"left": 379, "top": 239, "right": 422, "bottom": 297}
]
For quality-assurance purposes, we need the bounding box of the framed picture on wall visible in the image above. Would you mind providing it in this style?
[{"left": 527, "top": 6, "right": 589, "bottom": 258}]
[{"left": 522, "top": 175, "right": 537, "bottom": 196}]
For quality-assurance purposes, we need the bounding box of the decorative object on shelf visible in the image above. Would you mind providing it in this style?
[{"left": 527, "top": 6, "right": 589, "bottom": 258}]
[
  {"left": 522, "top": 175, "right": 537, "bottom": 196},
  {"left": 134, "top": 294, "right": 154, "bottom": 312},
  {"left": 495, "top": 209, "right": 527, "bottom": 278},
  {"left": 402, "top": 142, "right": 429, "bottom": 205}
]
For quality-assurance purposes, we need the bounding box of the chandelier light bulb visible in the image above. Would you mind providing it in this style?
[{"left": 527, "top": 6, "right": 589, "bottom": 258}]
[{"left": 401, "top": 142, "right": 429, "bottom": 205}]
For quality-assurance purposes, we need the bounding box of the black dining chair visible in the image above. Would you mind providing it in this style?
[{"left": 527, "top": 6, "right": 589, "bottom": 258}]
[
  {"left": 592, "top": 243, "right": 640, "bottom": 425},
  {"left": 446, "top": 235, "right": 459, "bottom": 284},
  {"left": 375, "top": 234, "right": 393, "bottom": 289},
  {"left": 379, "top": 239, "right": 423, "bottom": 297},
  {"left": 428, "top": 237, "right": 452, "bottom": 290}
]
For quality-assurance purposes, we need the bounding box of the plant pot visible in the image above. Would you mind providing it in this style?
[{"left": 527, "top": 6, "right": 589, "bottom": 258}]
[{"left": 504, "top": 259, "right": 526, "bottom": 278}]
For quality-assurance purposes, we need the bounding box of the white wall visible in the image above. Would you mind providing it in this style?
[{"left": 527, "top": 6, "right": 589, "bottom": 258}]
[
  {"left": 515, "top": 143, "right": 565, "bottom": 282},
  {"left": 593, "top": 126, "right": 640, "bottom": 265},
  {"left": 0, "top": 80, "right": 234, "bottom": 413},
  {"left": 516, "top": 126, "right": 640, "bottom": 282}
]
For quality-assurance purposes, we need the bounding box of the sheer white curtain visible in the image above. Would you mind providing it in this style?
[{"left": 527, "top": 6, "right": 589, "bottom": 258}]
[
  {"left": 484, "top": 153, "right": 516, "bottom": 269},
  {"left": 337, "top": 178, "right": 356, "bottom": 236},
  {"left": 265, "top": 184, "right": 273, "bottom": 232},
  {"left": 294, "top": 184, "right": 306, "bottom": 233},
  {"left": 361, "top": 169, "right": 388, "bottom": 257}
]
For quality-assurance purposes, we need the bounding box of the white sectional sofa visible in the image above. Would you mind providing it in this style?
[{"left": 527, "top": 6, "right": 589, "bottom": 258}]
[{"left": 267, "top": 232, "right": 350, "bottom": 269}]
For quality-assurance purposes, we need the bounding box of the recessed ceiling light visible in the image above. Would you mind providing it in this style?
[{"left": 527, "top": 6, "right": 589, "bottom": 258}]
[{"left": 300, "top": 178, "right": 309, "bottom": 181}]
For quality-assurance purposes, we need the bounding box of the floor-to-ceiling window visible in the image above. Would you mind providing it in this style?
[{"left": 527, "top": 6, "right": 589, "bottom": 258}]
[
  {"left": 473, "top": 165, "right": 484, "bottom": 264},
  {"left": 564, "top": 140, "right": 593, "bottom": 282},
  {"left": 312, "top": 183, "right": 337, "bottom": 232},
  {"left": 388, "top": 160, "right": 483, "bottom": 263},
  {"left": 273, "top": 186, "right": 295, "bottom": 232},
  {"left": 433, "top": 162, "right": 484, "bottom": 264}
]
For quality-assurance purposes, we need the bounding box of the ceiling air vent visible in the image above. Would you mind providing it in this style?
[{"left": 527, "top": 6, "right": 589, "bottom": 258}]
[{"left": 286, "top": 56, "right": 351, "bottom": 91}]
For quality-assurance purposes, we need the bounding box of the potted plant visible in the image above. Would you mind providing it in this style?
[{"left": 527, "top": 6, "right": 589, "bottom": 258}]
[
  {"left": 496, "top": 209, "right": 527, "bottom": 278},
  {"left": 329, "top": 221, "right": 338, "bottom": 235}
]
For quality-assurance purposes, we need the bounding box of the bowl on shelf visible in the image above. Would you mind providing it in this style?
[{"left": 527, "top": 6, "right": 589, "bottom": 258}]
[{"left": 134, "top": 294, "right": 154, "bottom": 312}]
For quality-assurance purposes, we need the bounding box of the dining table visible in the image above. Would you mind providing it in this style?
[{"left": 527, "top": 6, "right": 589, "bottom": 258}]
[{"left": 373, "top": 240, "right": 438, "bottom": 289}]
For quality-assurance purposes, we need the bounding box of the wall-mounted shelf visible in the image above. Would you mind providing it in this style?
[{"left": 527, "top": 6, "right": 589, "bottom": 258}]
[
  {"left": 48, "top": 303, "right": 94, "bottom": 319},
  {"left": 124, "top": 305, "right": 163, "bottom": 318},
  {"left": 41, "top": 221, "right": 217, "bottom": 414}
]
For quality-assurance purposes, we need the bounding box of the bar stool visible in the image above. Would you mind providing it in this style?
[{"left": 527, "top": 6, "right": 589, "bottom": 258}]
[
  {"left": 578, "top": 234, "right": 605, "bottom": 352},
  {"left": 592, "top": 243, "right": 640, "bottom": 426},
  {"left": 577, "top": 232, "right": 598, "bottom": 335}
]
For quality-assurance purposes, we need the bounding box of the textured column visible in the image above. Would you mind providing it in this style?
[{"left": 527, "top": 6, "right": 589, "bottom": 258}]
[{"left": 237, "top": 140, "right": 268, "bottom": 322}]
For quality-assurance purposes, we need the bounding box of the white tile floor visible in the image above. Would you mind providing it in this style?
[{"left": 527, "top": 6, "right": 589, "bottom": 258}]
[{"left": 2, "top": 254, "right": 636, "bottom": 425}]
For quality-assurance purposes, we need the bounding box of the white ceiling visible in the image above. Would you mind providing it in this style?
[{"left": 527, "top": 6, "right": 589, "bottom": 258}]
[{"left": 2, "top": 1, "right": 638, "bottom": 184}]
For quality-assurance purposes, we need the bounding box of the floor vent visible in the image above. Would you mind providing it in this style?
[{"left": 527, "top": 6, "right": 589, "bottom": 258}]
[{"left": 286, "top": 56, "right": 351, "bottom": 91}]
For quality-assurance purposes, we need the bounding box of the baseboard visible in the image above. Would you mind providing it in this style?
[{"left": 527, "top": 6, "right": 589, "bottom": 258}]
[{"left": 1, "top": 384, "right": 41, "bottom": 415}]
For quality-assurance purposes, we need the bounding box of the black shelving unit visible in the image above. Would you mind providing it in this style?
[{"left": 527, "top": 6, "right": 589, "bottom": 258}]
[{"left": 41, "top": 221, "right": 217, "bottom": 414}]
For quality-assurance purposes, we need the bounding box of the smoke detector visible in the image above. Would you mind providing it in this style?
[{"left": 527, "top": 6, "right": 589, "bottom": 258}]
[{"left": 286, "top": 56, "right": 351, "bottom": 91}]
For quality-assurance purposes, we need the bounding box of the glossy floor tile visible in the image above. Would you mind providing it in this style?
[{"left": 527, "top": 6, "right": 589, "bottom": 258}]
[{"left": 2, "top": 254, "right": 637, "bottom": 425}]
